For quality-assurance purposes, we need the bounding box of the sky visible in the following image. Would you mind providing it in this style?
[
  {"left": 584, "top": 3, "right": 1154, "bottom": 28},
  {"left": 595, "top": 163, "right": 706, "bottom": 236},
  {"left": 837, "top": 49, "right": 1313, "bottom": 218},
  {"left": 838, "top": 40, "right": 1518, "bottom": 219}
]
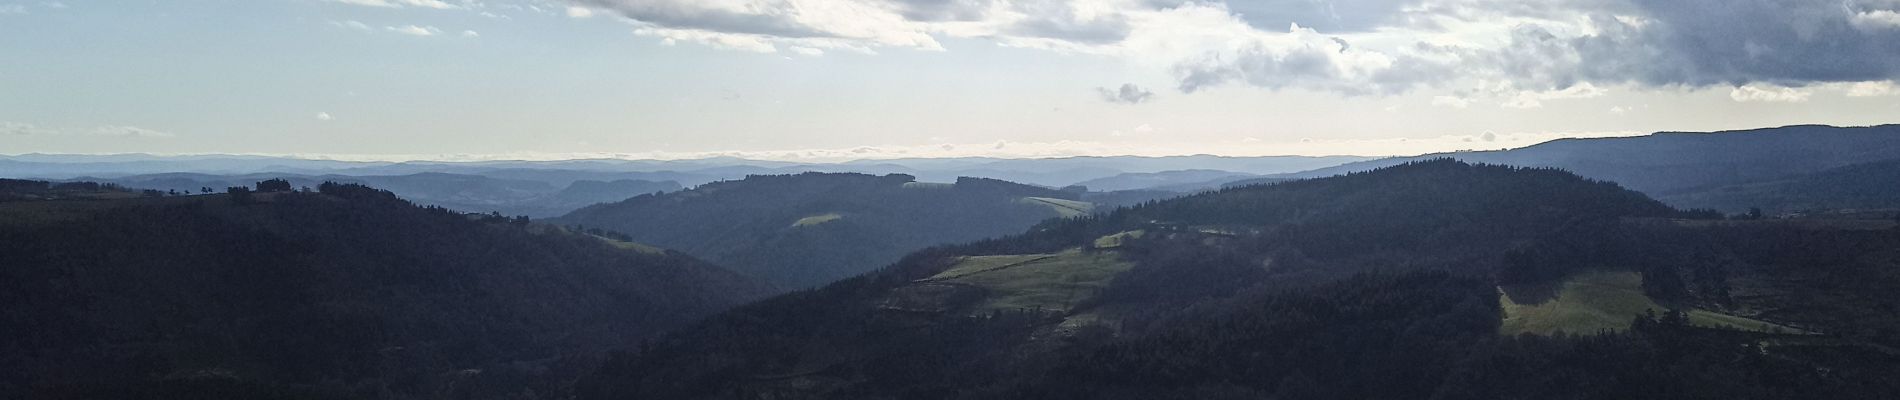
[{"left": 3, "top": 0, "right": 1900, "bottom": 161}]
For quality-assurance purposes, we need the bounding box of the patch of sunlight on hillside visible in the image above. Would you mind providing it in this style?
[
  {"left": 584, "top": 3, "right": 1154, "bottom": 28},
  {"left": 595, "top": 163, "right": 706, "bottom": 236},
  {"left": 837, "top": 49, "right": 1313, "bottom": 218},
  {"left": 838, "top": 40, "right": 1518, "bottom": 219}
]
[
  {"left": 927, "top": 249, "right": 1132, "bottom": 313},
  {"left": 1500, "top": 270, "right": 1808, "bottom": 336},
  {"left": 1092, "top": 230, "right": 1146, "bottom": 248},
  {"left": 791, "top": 213, "right": 843, "bottom": 227},
  {"left": 1019, "top": 197, "right": 1094, "bottom": 218}
]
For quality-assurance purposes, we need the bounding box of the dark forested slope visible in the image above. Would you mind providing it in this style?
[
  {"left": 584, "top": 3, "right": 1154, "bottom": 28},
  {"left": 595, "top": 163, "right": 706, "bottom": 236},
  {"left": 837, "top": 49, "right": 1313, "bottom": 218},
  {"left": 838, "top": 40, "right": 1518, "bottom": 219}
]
[
  {"left": 551, "top": 172, "right": 1083, "bottom": 289},
  {"left": 576, "top": 160, "right": 1900, "bottom": 400},
  {"left": 1658, "top": 158, "right": 1900, "bottom": 214},
  {"left": 0, "top": 182, "right": 769, "bottom": 398}
]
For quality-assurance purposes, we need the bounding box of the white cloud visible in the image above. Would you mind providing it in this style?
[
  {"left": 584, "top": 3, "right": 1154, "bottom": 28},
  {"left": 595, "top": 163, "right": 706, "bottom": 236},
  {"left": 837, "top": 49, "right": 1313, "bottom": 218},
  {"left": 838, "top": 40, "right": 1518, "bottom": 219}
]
[
  {"left": 1850, "top": 9, "right": 1900, "bottom": 30},
  {"left": 331, "top": 0, "right": 457, "bottom": 9},
  {"left": 92, "top": 125, "right": 176, "bottom": 138},
  {"left": 316, "top": 112, "right": 335, "bottom": 121},
  {"left": 331, "top": 20, "right": 372, "bottom": 31},
  {"left": 789, "top": 46, "right": 824, "bottom": 56},
  {"left": 0, "top": 4, "right": 25, "bottom": 14},
  {"left": 41, "top": 1, "right": 65, "bottom": 9},
  {"left": 386, "top": 25, "right": 443, "bottom": 36},
  {"left": 3, "top": 122, "right": 174, "bottom": 138},
  {"left": 1845, "top": 81, "right": 1900, "bottom": 97},
  {"left": 462, "top": 30, "right": 480, "bottom": 37},
  {"left": 1609, "top": 106, "right": 1629, "bottom": 115},
  {"left": 1729, "top": 84, "right": 1811, "bottom": 103},
  {"left": 565, "top": 6, "right": 594, "bottom": 18},
  {"left": 1499, "top": 82, "right": 1607, "bottom": 109},
  {"left": 1431, "top": 95, "right": 1471, "bottom": 108},
  {"left": 1, "top": 121, "right": 54, "bottom": 135}
]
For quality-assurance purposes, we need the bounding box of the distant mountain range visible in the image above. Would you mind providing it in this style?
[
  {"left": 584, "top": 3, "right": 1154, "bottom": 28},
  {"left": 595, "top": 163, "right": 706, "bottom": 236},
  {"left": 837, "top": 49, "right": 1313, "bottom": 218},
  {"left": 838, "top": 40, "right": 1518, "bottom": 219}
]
[
  {"left": 1274, "top": 125, "right": 1900, "bottom": 194},
  {"left": 71, "top": 172, "right": 681, "bottom": 218},
  {"left": 1, "top": 153, "right": 1370, "bottom": 188},
  {"left": 10, "top": 124, "right": 1900, "bottom": 218}
]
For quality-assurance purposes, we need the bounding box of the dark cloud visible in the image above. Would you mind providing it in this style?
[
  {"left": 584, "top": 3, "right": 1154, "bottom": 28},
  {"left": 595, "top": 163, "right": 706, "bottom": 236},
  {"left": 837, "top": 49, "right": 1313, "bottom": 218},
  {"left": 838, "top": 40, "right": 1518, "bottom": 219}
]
[
  {"left": 1005, "top": 0, "right": 1134, "bottom": 44},
  {"left": 568, "top": 0, "right": 839, "bottom": 39},
  {"left": 886, "top": 0, "right": 993, "bottom": 22},
  {"left": 1097, "top": 83, "right": 1156, "bottom": 104},
  {"left": 1500, "top": 0, "right": 1900, "bottom": 88}
]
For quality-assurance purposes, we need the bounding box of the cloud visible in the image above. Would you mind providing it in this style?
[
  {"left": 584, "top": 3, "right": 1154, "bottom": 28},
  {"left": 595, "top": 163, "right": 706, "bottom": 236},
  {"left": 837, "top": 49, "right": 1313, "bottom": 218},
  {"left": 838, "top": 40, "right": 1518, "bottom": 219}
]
[
  {"left": 1845, "top": 81, "right": 1900, "bottom": 97},
  {"left": 1173, "top": 23, "right": 1459, "bottom": 95},
  {"left": 3, "top": 122, "right": 174, "bottom": 138},
  {"left": 462, "top": 30, "right": 480, "bottom": 37},
  {"left": 1488, "top": 1, "right": 1900, "bottom": 90},
  {"left": 386, "top": 25, "right": 443, "bottom": 36},
  {"left": 569, "top": 0, "right": 946, "bottom": 53},
  {"left": 1851, "top": 9, "right": 1900, "bottom": 30},
  {"left": 1, "top": 121, "right": 54, "bottom": 135},
  {"left": 331, "top": 0, "right": 457, "bottom": 9},
  {"left": 552, "top": 0, "right": 1900, "bottom": 97},
  {"left": 316, "top": 112, "right": 335, "bottom": 121},
  {"left": 0, "top": 4, "right": 25, "bottom": 14},
  {"left": 1498, "top": 82, "right": 1607, "bottom": 109},
  {"left": 1430, "top": 95, "right": 1470, "bottom": 108},
  {"left": 331, "top": 20, "right": 372, "bottom": 31},
  {"left": 1096, "top": 83, "right": 1155, "bottom": 104},
  {"left": 1729, "top": 84, "right": 1811, "bottom": 103},
  {"left": 92, "top": 125, "right": 176, "bottom": 138}
]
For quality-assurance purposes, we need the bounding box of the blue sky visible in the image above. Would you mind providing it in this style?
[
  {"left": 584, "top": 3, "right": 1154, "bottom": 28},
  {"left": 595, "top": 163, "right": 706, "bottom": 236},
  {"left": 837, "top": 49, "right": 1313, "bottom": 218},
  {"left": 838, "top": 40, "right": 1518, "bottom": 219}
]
[{"left": 4, "top": 0, "right": 1900, "bottom": 161}]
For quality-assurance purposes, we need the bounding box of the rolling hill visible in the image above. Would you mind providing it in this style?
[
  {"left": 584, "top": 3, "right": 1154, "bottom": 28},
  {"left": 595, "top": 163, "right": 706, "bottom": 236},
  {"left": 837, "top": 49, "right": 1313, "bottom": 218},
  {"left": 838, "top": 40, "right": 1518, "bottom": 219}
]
[
  {"left": 550, "top": 173, "right": 1088, "bottom": 289},
  {"left": 575, "top": 160, "right": 1900, "bottom": 400},
  {"left": 1281, "top": 124, "right": 1900, "bottom": 196},
  {"left": 0, "top": 181, "right": 770, "bottom": 398},
  {"left": 84, "top": 172, "right": 682, "bottom": 217}
]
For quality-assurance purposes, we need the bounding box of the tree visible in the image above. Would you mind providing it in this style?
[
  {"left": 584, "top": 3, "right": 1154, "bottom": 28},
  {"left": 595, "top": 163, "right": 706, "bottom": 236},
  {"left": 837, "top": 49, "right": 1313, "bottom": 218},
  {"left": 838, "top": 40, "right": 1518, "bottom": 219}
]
[
  {"left": 256, "top": 178, "right": 293, "bottom": 193},
  {"left": 227, "top": 186, "right": 254, "bottom": 204}
]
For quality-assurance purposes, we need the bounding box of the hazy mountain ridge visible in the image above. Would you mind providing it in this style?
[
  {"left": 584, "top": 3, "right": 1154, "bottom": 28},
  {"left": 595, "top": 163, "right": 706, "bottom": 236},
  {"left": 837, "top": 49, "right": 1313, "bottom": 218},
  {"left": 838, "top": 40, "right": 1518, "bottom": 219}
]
[
  {"left": 61, "top": 172, "right": 682, "bottom": 218},
  {"left": 1278, "top": 124, "right": 1900, "bottom": 195}
]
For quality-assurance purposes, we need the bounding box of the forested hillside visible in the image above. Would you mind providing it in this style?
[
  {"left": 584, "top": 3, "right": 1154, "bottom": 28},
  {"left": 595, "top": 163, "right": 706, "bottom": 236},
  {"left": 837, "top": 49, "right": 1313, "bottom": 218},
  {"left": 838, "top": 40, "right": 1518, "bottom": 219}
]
[
  {"left": 1658, "top": 158, "right": 1900, "bottom": 214},
  {"left": 576, "top": 160, "right": 1900, "bottom": 400},
  {"left": 0, "top": 181, "right": 769, "bottom": 399},
  {"left": 1284, "top": 124, "right": 1900, "bottom": 195},
  {"left": 552, "top": 172, "right": 1084, "bottom": 289}
]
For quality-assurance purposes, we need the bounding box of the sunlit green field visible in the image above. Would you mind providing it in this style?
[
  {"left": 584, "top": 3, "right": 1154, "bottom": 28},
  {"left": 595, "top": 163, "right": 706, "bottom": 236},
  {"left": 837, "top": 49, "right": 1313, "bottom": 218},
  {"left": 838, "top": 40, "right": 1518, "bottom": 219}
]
[
  {"left": 791, "top": 213, "right": 843, "bottom": 227},
  {"left": 1018, "top": 197, "right": 1094, "bottom": 218},
  {"left": 1500, "top": 270, "right": 1807, "bottom": 335},
  {"left": 927, "top": 249, "right": 1132, "bottom": 313}
]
